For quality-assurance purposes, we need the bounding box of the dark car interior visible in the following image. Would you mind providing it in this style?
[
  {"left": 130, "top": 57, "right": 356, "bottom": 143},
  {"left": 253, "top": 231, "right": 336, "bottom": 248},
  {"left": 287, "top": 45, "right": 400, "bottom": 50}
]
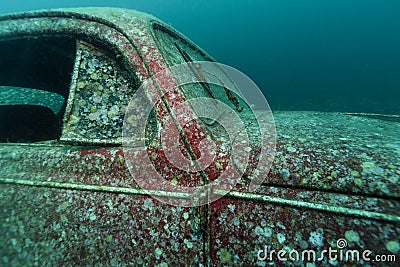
[{"left": 0, "top": 37, "right": 76, "bottom": 142}]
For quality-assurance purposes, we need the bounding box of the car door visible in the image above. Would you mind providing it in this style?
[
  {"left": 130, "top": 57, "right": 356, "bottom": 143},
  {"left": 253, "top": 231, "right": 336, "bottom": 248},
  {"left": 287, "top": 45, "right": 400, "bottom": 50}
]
[{"left": 0, "top": 13, "right": 205, "bottom": 266}]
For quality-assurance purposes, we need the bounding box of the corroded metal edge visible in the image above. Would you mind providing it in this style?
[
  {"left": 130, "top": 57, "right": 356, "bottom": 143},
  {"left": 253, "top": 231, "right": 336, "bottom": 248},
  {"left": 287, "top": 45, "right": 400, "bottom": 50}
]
[
  {"left": 1, "top": 177, "right": 398, "bottom": 223},
  {"left": 223, "top": 190, "right": 400, "bottom": 223},
  {"left": 62, "top": 40, "right": 82, "bottom": 124},
  {"left": 0, "top": 7, "right": 158, "bottom": 25}
]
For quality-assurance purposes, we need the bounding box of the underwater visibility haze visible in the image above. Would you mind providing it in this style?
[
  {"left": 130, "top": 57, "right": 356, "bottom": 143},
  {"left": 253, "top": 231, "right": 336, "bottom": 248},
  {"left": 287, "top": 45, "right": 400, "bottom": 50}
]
[
  {"left": 0, "top": 1, "right": 399, "bottom": 266},
  {"left": 1, "top": 0, "right": 399, "bottom": 114}
]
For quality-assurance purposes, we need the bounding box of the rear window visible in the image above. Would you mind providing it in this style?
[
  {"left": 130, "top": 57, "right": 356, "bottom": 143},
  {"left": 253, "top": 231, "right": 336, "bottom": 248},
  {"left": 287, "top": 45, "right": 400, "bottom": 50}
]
[
  {"left": 152, "top": 24, "right": 261, "bottom": 142},
  {"left": 153, "top": 24, "right": 250, "bottom": 113}
]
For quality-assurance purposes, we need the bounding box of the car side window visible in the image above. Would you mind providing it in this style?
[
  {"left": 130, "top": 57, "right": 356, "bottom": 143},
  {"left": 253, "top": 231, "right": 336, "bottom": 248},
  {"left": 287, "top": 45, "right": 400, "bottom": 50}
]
[
  {"left": 0, "top": 37, "right": 76, "bottom": 143},
  {"left": 152, "top": 24, "right": 247, "bottom": 114},
  {"left": 152, "top": 24, "right": 261, "bottom": 145},
  {"left": 0, "top": 36, "right": 145, "bottom": 145}
]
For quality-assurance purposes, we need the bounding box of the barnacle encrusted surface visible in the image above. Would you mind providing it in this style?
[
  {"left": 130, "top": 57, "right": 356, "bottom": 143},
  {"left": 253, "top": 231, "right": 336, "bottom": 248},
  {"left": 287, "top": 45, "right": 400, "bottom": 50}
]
[
  {"left": 63, "top": 42, "right": 138, "bottom": 142},
  {"left": 0, "top": 7, "right": 399, "bottom": 266},
  {"left": 265, "top": 111, "right": 400, "bottom": 198}
]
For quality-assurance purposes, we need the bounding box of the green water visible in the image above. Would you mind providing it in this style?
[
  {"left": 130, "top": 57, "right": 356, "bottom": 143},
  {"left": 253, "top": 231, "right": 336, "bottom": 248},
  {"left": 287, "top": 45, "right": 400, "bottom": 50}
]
[{"left": 1, "top": 1, "right": 399, "bottom": 114}]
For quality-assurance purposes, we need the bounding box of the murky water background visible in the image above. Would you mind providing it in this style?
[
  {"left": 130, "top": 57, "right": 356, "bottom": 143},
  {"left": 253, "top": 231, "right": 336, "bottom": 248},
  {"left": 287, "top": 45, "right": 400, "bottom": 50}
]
[{"left": 1, "top": 0, "right": 399, "bottom": 114}]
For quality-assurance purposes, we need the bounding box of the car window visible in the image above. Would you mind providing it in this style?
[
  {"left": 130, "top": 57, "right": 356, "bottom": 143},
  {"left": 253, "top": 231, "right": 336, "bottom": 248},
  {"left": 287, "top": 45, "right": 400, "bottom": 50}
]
[
  {"left": 153, "top": 23, "right": 246, "bottom": 112},
  {"left": 0, "top": 35, "right": 146, "bottom": 145},
  {"left": 0, "top": 86, "right": 65, "bottom": 115},
  {"left": 152, "top": 24, "right": 261, "bottom": 143},
  {"left": 0, "top": 87, "right": 64, "bottom": 142},
  {"left": 0, "top": 37, "right": 76, "bottom": 143}
]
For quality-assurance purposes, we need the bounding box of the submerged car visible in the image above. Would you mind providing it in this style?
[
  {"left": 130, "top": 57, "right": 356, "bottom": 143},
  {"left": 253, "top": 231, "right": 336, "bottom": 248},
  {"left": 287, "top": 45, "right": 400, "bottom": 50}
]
[{"left": 0, "top": 7, "right": 399, "bottom": 266}]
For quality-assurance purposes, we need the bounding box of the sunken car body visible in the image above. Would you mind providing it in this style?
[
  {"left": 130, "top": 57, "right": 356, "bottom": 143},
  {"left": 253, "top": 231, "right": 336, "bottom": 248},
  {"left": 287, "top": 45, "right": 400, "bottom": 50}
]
[{"left": 0, "top": 7, "right": 399, "bottom": 266}]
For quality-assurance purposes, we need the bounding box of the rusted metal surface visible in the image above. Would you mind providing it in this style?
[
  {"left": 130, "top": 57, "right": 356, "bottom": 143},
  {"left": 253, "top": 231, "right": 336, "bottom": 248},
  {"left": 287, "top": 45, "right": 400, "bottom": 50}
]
[
  {"left": 0, "top": 185, "right": 203, "bottom": 266},
  {"left": 207, "top": 111, "right": 400, "bottom": 265},
  {"left": 229, "top": 111, "right": 400, "bottom": 197},
  {"left": 1, "top": 111, "right": 398, "bottom": 265},
  {"left": 268, "top": 111, "right": 399, "bottom": 198},
  {"left": 209, "top": 198, "right": 399, "bottom": 266},
  {"left": 0, "top": 7, "right": 399, "bottom": 266}
]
